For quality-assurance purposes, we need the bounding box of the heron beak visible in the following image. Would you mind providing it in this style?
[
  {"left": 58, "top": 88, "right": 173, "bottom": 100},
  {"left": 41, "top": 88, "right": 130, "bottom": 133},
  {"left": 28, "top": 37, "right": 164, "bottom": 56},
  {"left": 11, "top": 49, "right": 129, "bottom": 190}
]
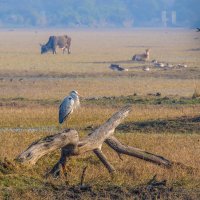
[{"left": 78, "top": 92, "right": 83, "bottom": 97}]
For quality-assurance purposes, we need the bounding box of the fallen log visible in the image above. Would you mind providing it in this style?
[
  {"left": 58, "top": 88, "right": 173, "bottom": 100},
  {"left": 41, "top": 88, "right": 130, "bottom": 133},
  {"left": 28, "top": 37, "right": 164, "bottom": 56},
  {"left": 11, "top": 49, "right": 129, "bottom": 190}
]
[
  {"left": 16, "top": 106, "right": 172, "bottom": 178},
  {"left": 16, "top": 129, "right": 79, "bottom": 165}
]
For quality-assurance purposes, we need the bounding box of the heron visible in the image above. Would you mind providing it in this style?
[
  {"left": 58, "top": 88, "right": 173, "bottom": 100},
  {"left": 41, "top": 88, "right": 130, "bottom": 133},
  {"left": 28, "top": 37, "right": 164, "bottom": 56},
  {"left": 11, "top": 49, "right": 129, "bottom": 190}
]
[{"left": 59, "top": 90, "right": 81, "bottom": 124}]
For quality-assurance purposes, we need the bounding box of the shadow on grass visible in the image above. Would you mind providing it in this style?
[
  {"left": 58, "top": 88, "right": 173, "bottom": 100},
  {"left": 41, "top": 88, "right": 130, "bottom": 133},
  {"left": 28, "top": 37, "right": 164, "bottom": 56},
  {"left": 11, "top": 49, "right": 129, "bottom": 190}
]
[
  {"left": 117, "top": 116, "right": 200, "bottom": 134},
  {"left": 187, "top": 48, "right": 200, "bottom": 51}
]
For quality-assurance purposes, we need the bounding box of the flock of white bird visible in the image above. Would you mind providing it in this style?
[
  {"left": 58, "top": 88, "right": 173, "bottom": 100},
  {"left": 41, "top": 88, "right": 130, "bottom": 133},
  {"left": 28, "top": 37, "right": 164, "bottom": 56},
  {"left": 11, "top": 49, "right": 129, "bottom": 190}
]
[
  {"left": 109, "top": 48, "right": 188, "bottom": 72},
  {"left": 143, "top": 60, "right": 188, "bottom": 72}
]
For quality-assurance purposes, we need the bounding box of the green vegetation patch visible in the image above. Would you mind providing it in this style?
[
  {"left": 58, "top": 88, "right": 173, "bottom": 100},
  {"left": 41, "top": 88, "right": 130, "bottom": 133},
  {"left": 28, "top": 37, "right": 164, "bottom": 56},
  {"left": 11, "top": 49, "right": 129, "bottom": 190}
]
[
  {"left": 1, "top": 95, "right": 200, "bottom": 108},
  {"left": 83, "top": 95, "right": 200, "bottom": 107},
  {"left": 0, "top": 175, "right": 43, "bottom": 190}
]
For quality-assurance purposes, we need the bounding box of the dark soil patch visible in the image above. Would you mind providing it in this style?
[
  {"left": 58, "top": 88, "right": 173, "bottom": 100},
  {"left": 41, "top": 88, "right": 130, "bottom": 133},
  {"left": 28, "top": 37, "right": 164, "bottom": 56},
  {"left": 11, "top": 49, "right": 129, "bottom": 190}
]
[
  {"left": 117, "top": 116, "right": 200, "bottom": 134},
  {"left": 84, "top": 95, "right": 200, "bottom": 107},
  {"left": 31, "top": 179, "right": 200, "bottom": 200},
  {"left": 187, "top": 48, "right": 200, "bottom": 51}
]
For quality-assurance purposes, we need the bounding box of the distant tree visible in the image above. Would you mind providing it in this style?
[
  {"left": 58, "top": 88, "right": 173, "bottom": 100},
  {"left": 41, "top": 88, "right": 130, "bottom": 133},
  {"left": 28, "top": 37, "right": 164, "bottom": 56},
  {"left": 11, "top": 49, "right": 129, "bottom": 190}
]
[{"left": 0, "top": 0, "right": 199, "bottom": 27}]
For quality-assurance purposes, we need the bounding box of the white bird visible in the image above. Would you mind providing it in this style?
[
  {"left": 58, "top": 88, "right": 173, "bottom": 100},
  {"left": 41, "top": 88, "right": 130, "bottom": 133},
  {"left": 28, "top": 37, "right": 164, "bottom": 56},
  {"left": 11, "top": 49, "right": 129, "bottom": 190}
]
[
  {"left": 183, "top": 64, "right": 187, "bottom": 68},
  {"left": 155, "top": 62, "right": 165, "bottom": 68},
  {"left": 143, "top": 66, "right": 150, "bottom": 71},
  {"left": 59, "top": 90, "right": 80, "bottom": 124},
  {"left": 151, "top": 59, "right": 158, "bottom": 64},
  {"left": 166, "top": 63, "right": 173, "bottom": 68}
]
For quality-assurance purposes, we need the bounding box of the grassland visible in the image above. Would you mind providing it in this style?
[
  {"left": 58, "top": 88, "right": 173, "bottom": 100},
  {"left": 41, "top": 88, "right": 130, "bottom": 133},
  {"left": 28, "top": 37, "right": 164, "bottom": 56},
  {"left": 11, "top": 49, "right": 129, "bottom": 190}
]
[{"left": 0, "top": 28, "right": 200, "bottom": 199}]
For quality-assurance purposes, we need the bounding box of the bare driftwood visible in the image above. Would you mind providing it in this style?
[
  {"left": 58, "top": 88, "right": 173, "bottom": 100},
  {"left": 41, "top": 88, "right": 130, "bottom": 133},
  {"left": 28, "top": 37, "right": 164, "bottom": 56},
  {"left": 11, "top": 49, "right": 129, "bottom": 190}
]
[
  {"left": 16, "top": 129, "right": 79, "bottom": 165},
  {"left": 105, "top": 136, "right": 172, "bottom": 168},
  {"left": 16, "top": 106, "right": 172, "bottom": 178}
]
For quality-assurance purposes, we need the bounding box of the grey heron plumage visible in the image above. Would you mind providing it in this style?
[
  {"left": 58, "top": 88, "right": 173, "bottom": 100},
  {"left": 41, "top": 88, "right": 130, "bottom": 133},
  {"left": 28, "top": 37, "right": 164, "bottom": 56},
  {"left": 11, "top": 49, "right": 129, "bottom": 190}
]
[{"left": 59, "top": 90, "right": 80, "bottom": 124}]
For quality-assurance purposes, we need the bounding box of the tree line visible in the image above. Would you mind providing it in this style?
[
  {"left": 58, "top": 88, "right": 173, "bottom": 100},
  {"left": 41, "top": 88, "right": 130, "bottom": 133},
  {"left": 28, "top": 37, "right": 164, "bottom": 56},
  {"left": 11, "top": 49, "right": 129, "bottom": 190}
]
[{"left": 0, "top": 0, "right": 199, "bottom": 28}]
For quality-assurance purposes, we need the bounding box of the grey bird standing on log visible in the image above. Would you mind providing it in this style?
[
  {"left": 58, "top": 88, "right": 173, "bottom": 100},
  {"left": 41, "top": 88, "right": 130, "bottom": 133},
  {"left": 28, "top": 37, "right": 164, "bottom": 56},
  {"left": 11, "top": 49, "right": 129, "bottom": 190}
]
[{"left": 59, "top": 90, "right": 81, "bottom": 124}]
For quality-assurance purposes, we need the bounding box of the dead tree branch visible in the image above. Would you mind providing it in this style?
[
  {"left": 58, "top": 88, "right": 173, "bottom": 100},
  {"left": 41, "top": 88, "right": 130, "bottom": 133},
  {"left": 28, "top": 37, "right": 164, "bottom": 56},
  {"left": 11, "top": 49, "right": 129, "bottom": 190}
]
[
  {"left": 16, "top": 129, "right": 79, "bottom": 165},
  {"left": 16, "top": 106, "right": 172, "bottom": 178},
  {"left": 105, "top": 136, "right": 172, "bottom": 168},
  {"left": 93, "top": 149, "right": 116, "bottom": 174}
]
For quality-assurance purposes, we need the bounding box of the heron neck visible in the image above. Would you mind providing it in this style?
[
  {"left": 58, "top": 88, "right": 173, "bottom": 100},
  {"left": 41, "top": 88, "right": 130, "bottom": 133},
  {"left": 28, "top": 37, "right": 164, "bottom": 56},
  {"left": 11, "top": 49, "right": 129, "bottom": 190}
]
[{"left": 71, "top": 93, "right": 79, "bottom": 100}]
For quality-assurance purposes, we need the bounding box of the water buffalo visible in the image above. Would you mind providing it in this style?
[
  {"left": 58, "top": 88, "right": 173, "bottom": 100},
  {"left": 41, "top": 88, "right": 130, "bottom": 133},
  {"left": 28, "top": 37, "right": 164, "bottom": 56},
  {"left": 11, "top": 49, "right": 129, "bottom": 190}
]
[{"left": 40, "top": 35, "right": 71, "bottom": 54}]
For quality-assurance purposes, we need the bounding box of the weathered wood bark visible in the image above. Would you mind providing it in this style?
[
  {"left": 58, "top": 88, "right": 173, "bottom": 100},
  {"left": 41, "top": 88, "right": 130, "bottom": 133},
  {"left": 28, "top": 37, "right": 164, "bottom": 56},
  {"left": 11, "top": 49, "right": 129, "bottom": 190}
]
[
  {"left": 16, "top": 106, "right": 173, "bottom": 178},
  {"left": 78, "top": 105, "right": 132, "bottom": 153},
  {"left": 16, "top": 129, "right": 79, "bottom": 165},
  {"left": 93, "top": 149, "right": 116, "bottom": 174},
  {"left": 105, "top": 136, "right": 172, "bottom": 168},
  {"left": 46, "top": 143, "right": 78, "bottom": 178},
  {"left": 47, "top": 106, "right": 131, "bottom": 177}
]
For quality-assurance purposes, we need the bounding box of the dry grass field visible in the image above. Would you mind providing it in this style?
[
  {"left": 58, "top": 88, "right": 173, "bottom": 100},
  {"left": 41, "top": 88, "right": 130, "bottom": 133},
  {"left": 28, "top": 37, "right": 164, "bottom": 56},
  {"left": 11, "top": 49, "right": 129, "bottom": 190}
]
[{"left": 0, "top": 28, "right": 200, "bottom": 199}]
